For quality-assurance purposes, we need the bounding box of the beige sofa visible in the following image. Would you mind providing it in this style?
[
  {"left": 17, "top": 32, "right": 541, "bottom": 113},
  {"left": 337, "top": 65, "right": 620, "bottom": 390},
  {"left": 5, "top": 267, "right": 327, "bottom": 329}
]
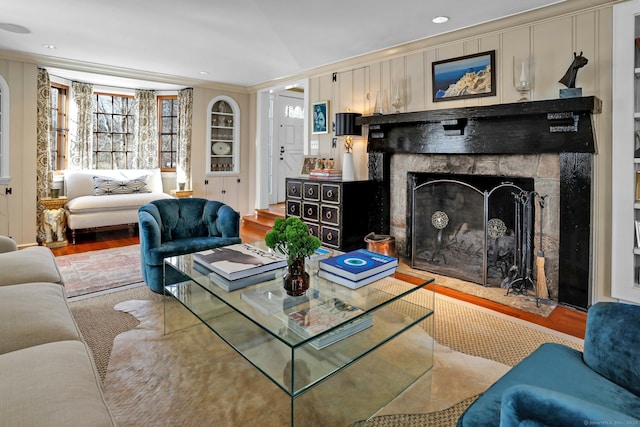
[
  {"left": 64, "top": 168, "right": 173, "bottom": 243},
  {"left": 0, "top": 237, "right": 116, "bottom": 426}
]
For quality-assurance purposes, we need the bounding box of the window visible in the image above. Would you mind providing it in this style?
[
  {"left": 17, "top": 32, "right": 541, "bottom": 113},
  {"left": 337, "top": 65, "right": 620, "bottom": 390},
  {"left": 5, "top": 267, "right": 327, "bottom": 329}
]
[
  {"left": 50, "top": 83, "right": 68, "bottom": 171},
  {"left": 93, "top": 93, "right": 134, "bottom": 169},
  {"left": 158, "top": 96, "right": 178, "bottom": 171}
]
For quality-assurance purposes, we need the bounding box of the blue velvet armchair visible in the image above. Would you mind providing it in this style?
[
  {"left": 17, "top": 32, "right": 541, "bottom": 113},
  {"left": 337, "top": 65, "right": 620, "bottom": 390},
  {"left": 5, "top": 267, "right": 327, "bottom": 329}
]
[
  {"left": 138, "top": 198, "right": 241, "bottom": 293},
  {"left": 457, "top": 301, "right": 640, "bottom": 426}
]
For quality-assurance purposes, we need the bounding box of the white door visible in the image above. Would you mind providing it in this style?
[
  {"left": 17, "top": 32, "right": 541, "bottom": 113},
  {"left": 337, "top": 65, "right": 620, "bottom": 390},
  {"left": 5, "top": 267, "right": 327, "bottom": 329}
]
[{"left": 271, "top": 91, "right": 304, "bottom": 204}]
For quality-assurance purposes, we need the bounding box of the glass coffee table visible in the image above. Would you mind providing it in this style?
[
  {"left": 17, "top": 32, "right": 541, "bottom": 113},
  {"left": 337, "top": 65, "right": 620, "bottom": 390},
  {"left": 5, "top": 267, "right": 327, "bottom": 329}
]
[{"left": 164, "top": 249, "right": 434, "bottom": 426}]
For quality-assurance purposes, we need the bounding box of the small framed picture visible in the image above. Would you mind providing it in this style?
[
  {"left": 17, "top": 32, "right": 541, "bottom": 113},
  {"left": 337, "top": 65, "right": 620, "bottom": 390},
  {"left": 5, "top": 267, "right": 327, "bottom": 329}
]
[
  {"left": 312, "top": 101, "right": 329, "bottom": 134},
  {"left": 300, "top": 156, "right": 318, "bottom": 176},
  {"left": 432, "top": 50, "right": 496, "bottom": 102}
]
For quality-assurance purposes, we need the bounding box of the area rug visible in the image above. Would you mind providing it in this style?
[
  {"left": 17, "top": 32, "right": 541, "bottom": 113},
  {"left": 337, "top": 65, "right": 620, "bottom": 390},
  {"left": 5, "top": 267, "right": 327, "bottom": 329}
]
[
  {"left": 70, "top": 286, "right": 582, "bottom": 427},
  {"left": 56, "top": 244, "right": 142, "bottom": 297}
]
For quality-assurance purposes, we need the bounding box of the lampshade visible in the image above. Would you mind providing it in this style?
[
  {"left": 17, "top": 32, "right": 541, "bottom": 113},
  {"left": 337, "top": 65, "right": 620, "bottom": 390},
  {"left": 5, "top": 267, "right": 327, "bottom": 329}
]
[{"left": 335, "top": 112, "right": 362, "bottom": 136}]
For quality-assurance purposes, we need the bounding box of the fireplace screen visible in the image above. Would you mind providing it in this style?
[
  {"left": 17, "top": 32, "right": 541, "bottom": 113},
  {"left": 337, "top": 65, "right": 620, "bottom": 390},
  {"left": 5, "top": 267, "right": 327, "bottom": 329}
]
[{"left": 410, "top": 174, "right": 534, "bottom": 287}]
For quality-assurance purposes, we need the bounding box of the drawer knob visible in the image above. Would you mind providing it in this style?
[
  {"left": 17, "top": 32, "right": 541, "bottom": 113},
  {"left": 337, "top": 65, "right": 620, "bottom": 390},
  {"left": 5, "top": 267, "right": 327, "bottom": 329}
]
[
  {"left": 307, "top": 207, "right": 313, "bottom": 216},
  {"left": 325, "top": 211, "right": 332, "bottom": 219},
  {"left": 309, "top": 229, "right": 315, "bottom": 236},
  {"left": 327, "top": 232, "right": 333, "bottom": 240},
  {"left": 308, "top": 188, "right": 314, "bottom": 196},
  {"left": 290, "top": 205, "right": 296, "bottom": 212},
  {"left": 326, "top": 189, "right": 333, "bottom": 198},
  {"left": 291, "top": 187, "right": 297, "bottom": 194}
]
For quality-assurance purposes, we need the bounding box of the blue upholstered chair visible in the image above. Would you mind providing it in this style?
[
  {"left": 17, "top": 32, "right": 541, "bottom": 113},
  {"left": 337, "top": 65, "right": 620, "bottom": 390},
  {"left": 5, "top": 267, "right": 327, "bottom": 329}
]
[
  {"left": 138, "top": 198, "right": 241, "bottom": 293},
  {"left": 457, "top": 301, "right": 640, "bottom": 426}
]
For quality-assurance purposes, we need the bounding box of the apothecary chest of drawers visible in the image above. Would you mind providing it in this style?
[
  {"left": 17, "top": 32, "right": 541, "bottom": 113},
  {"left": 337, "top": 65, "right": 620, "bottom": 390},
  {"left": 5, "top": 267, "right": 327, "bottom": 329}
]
[{"left": 285, "top": 178, "right": 378, "bottom": 252}]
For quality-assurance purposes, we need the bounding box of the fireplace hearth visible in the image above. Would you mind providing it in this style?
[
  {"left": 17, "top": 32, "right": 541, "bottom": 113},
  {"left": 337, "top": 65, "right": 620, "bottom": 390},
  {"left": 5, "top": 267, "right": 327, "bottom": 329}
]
[{"left": 361, "top": 97, "right": 601, "bottom": 309}]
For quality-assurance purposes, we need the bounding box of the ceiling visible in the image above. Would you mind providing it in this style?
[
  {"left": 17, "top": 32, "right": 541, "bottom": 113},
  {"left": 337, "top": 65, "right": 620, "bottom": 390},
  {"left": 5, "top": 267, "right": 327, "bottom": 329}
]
[{"left": 0, "top": 0, "right": 567, "bottom": 89}]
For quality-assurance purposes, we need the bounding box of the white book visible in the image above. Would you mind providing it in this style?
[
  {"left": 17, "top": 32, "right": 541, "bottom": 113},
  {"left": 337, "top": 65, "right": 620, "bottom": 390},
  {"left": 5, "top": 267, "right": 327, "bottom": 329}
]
[
  {"left": 193, "top": 243, "right": 287, "bottom": 281},
  {"left": 635, "top": 220, "right": 640, "bottom": 248},
  {"left": 318, "top": 267, "right": 396, "bottom": 289}
]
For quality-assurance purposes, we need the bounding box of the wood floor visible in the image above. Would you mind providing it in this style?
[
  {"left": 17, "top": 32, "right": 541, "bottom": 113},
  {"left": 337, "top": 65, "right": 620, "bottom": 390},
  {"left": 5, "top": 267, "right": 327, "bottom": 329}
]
[{"left": 51, "top": 212, "right": 587, "bottom": 340}]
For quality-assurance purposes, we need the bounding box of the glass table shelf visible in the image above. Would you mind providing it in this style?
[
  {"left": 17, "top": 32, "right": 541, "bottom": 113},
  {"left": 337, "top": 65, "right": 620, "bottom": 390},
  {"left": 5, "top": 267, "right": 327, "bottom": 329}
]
[{"left": 164, "top": 251, "right": 434, "bottom": 426}]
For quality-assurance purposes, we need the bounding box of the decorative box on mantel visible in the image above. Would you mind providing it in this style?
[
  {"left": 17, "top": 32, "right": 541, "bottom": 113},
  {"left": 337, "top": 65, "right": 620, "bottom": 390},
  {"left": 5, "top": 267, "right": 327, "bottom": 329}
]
[{"left": 358, "top": 96, "right": 601, "bottom": 310}]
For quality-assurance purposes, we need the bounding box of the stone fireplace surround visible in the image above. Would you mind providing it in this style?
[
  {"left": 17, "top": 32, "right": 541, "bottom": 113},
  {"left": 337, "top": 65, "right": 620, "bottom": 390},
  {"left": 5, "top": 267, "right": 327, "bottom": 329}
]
[{"left": 359, "top": 97, "right": 601, "bottom": 309}]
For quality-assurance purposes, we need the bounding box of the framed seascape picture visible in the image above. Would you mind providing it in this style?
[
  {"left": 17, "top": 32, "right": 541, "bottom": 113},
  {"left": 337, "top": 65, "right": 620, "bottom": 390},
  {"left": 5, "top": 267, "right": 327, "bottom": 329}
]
[
  {"left": 432, "top": 50, "right": 496, "bottom": 102},
  {"left": 312, "top": 101, "right": 329, "bottom": 134}
]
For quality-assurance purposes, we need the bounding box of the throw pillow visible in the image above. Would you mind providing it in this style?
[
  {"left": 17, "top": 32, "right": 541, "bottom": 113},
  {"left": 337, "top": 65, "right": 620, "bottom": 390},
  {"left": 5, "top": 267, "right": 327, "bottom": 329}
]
[{"left": 93, "top": 175, "right": 151, "bottom": 195}]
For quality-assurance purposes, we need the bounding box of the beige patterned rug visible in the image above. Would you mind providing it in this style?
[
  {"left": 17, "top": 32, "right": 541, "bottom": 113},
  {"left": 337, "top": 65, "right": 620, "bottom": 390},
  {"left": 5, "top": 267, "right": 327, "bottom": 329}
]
[
  {"left": 69, "top": 285, "right": 582, "bottom": 426},
  {"left": 57, "top": 244, "right": 142, "bottom": 297}
]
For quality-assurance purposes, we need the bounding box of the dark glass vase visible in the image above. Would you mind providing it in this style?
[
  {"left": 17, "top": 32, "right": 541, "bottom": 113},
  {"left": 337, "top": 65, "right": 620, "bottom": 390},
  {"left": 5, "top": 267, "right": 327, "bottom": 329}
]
[{"left": 283, "top": 257, "right": 310, "bottom": 296}]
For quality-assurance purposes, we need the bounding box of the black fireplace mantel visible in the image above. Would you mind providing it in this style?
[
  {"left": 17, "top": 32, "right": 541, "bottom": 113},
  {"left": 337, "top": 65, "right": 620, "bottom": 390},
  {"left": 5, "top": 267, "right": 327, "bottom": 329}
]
[
  {"left": 358, "top": 96, "right": 601, "bottom": 155},
  {"left": 361, "top": 96, "right": 602, "bottom": 310}
]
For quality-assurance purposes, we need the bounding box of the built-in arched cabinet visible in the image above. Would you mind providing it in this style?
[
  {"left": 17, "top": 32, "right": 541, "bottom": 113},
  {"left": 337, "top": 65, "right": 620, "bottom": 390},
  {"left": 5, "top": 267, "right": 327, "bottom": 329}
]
[
  {"left": 204, "top": 96, "right": 240, "bottom": 210},
  {"left": 206, "top": 96, "right": 240, "bottom": 175}
]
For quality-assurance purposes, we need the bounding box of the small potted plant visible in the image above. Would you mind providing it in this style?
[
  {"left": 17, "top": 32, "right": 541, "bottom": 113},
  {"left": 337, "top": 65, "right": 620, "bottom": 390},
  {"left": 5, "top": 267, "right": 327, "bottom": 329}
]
[{"left": 265, "top": 217, "right": 321, "bottom": 296}]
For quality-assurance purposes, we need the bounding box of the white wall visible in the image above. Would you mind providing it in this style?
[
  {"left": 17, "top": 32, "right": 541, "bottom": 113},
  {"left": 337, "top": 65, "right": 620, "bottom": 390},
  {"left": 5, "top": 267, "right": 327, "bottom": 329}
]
[{"left": 300, "top": 4, "right": 613, "bottom": 302}]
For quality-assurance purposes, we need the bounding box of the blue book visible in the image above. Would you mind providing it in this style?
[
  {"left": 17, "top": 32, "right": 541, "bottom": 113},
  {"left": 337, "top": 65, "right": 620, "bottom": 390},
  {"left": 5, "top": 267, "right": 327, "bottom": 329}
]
[{"left": 319, "top": 249, "right": 398, "bottom": 281}]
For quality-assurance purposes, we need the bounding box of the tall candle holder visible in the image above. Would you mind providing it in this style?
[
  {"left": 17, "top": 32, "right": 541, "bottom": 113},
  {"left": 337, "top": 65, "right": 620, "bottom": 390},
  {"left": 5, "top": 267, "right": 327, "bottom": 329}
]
[{"left": 513, "top": 56, "right": 534, "bottom": 101}]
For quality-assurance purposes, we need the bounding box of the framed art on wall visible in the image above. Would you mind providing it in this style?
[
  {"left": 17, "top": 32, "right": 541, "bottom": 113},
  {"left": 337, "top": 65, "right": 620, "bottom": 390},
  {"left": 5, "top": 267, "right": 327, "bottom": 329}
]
[
  {"left": 432, "top": 50, "right": 496, "bottom": 102},
  {"left": 312, "top": 101, "right": 329, "bottom": 134}
]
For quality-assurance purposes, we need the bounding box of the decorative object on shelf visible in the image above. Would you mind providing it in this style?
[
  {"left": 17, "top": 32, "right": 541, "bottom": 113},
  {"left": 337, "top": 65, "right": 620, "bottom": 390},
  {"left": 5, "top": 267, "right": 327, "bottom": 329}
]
[
  {"left": 373, "top": 90, "right": 384, "bottom": 115},
  {"left": 335, "top": 112, "right": 362, "bottom": 181},
  {"left": 432, "top": 50, "right": 496, "bottom": 102},
  {"left": 559, "top": 51, "right": 588, "bottom": 98},
  {"left": 265, "top": 217, "right": 322, "bottom": 296},
  {"left": 391, "top": 85, "right": 402, "bottom": 113},
  {"left": 513, "top": 56, "right": 534, "bottom": 101},
  {"left": 312, "top": 100, "right": 329, "bottom": 134}
]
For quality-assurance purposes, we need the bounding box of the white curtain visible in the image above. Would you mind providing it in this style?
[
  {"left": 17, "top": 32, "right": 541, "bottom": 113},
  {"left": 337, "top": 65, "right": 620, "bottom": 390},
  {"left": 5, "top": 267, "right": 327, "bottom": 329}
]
[
  {"left": 177, "top": 88, "right": 193, "bottom": 188},
  {"left": 131, "top": 89, "right": 158, "bottom": 169}
]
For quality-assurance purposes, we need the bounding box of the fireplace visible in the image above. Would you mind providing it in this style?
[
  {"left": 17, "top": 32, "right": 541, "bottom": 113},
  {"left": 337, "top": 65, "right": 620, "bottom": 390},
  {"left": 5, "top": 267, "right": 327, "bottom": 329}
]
[
  {"left": 409, "top": 173, "right": 535, "bottom": 288},
  {"left": 360, "top": 97, "right": 601, "bottom": 309}
]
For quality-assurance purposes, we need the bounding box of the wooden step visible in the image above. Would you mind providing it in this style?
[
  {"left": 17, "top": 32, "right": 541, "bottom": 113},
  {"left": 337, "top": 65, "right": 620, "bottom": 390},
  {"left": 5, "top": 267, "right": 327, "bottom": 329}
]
[{"left": 241, "top": 204, "right": 285, "bottom": 238}]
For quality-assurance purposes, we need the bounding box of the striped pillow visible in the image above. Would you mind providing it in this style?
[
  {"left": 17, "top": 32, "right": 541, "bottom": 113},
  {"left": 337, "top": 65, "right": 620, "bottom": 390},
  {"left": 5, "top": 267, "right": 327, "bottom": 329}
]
[{"left": 93, "top": 175, "right": 151, "bottom": 196}]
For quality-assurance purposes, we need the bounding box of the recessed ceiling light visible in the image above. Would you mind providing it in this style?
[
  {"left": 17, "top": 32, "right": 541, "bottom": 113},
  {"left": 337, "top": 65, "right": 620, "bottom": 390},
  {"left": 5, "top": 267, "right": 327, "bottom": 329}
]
[
  {"left": 41, "top": 44, "right": 57, "bottom": 49},
  {"left": 432, "top": 16, "right": 449, "bottom": 24},
  {"left": 199, "top": 71, "right": 209, "bottom": 75},
  {"left": 0, "top": 23, "right": 31, "bottom": 34}
]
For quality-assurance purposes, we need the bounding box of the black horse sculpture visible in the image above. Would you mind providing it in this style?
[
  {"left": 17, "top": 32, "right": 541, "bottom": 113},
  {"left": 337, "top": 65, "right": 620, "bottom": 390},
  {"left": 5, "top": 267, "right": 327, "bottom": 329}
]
[{"left": 559, "top": 51, "right": 588, "bottom": 88}]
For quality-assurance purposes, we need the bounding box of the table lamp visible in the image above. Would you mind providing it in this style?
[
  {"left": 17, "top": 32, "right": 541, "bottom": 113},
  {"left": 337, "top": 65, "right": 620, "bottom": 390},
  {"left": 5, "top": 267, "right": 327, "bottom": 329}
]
[{"left": 335, "top": 112, "right": 362, "bottom": 181}]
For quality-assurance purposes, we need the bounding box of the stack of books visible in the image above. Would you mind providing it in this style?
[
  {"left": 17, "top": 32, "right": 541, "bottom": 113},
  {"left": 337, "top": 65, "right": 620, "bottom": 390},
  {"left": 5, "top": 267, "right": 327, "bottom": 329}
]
[
  {"left": 287, "top": 297, "right": 373, "bottom": 349},
  {"left": 309, "top": 169, "right": 342, "bottom": 181},
  {"left": 193, "top": 243, "right": 288, "bottom": 291},
  {"left": 318, "top": 249, "right": 398, "bottom": 289}
]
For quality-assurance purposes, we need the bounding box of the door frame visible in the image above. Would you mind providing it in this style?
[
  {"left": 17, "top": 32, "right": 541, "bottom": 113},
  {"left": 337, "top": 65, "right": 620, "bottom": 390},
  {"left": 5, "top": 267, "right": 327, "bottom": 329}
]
[{"left": 255, "top": 78, "right": 309, "bottom": 211}]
